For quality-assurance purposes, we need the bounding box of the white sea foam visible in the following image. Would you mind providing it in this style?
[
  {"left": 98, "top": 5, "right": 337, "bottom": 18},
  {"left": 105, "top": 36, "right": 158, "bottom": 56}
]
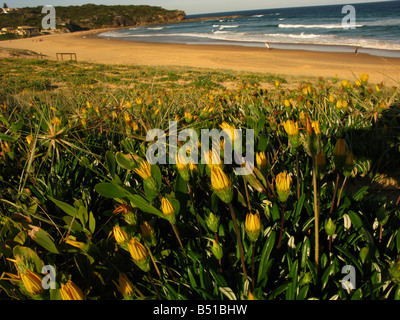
[{"left": 279, "top": 23, "right": 364, "bottom": 29}]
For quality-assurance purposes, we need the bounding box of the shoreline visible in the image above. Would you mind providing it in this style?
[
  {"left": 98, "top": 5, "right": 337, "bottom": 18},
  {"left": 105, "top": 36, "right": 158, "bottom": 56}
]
[{"left": 1, "top": 28, "right": 400, "bottom": 85}]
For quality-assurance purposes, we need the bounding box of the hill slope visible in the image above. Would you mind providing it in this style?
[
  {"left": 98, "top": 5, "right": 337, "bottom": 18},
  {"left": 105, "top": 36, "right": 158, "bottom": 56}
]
[{"left": 0, "top": 4, "right": 186, "bottom": 31}]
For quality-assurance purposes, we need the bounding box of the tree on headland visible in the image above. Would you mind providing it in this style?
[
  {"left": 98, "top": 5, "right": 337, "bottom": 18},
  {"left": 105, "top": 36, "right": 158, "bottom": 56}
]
[{"left": 3, "top": 3, "right": 8, "bottom": 8}]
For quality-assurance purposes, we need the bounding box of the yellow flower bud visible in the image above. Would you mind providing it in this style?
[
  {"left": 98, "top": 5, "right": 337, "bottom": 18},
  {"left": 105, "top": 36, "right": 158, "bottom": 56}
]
[
  {"left": 127, "top": 238, "right": 148, "bottom": 263},
  {"left": 275, "top": 171, "right": 291, "bottom": 202},
  {"left": 211, "top": 166, "right": 230, "bottom": 191},
  {"left": 161, "top": 197, "right": 175, "bottom": 216},
  {"left": 283, "top": 120, "right": 299, "bottom": 137},
  {"left": 311, "top": 120, "right": 321, "bottom": 135},
  {"left": 140, "top": 221, "right": 154, "bottom": 238},
  {"left": 116, "top": 273, "right": 135, "bottom": 297},
  {"left": 220, "top": 122, "right": 240, "bottom": 143},
  {"left": 334, "top": 139, "right": 347, "bottom": 158},
  {"left": 133, "top": 160, "right": 152, "bottom": 180},
  {"left": 256, "top": 152, "right": 267, "bottom": 169},
  {"left": 211, "top": 166, "right": 233, "bottom": 203},
  {"left": 113, "top": 225, "right": 129, "bottom": 244},
  {"left": 60, "top": 280, "right": 84, "bottom": 300},
  {"left": 20, "top": 269, "right": 43, "bottom": 296},
  {"left": 65, "top": 236, "right": 86, "bottom": 250},
  {"left": 360, "top": 73, "right": 369, "bottom": 84},
  {"left": 245, "top": 211, "right": 261, "bottom": 241}
]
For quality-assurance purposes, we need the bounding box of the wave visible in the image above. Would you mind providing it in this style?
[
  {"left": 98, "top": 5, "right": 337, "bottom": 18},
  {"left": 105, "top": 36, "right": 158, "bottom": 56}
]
[
  {"left": 98, "top": 30, "right": 400, "bottom": 51},
  {"left": 252, "top": 14, "right": 264, "bottom": 17},
  {"left": 147, "top": 27, "right": 164, "bottom": 30},
  {"left": 219, "top": 25, "right": 239, "bottom": 29},
  {"left": 279, "top": 23, "right": 364, "bottom": 29}
]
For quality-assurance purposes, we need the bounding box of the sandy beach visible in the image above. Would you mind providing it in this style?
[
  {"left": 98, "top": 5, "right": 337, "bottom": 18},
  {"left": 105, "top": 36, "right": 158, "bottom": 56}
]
[{"left": 1, "top": 28, "right": 400, "bottom": 85}]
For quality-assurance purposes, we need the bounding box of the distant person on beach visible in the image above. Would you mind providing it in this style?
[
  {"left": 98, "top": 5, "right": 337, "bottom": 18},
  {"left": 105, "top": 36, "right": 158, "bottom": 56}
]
[
  {"left": 265, "top": 41, "right": 270, "bottom": 50},
  {"left": 354, "top": 47, "right": 359, "bottom": 55}
]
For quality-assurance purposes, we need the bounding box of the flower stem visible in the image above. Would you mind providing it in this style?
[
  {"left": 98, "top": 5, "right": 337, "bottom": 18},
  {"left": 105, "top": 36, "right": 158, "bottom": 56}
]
[
  {"left": 329, "top": 173, "right": 340, "bottom": 252},
  {"left": 228, "top": 203, "right": 248, "bottom": 279},
  {"left": 144, "top": 242, "right": 161, "bottom": 278},
  {"left": 170, "top": 222, "right": 183, "bottom": 249},
  {"left": 312, "top": 156, "right": 320, "bottom": 276},
  {"left": 251, "top": 241, "right": 255, "bottom": 290},
  {"left": 296, "top": 149, "right": 300, "bottom": 200}
]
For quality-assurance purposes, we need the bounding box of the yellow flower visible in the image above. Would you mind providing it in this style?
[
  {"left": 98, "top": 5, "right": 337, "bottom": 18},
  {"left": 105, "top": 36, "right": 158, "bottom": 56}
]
[
  {"left": 211, "top": 166, "right": 230, "bottom": 191},
  {"left": 211, "top": 166, "right": 233, "bottom": 203},
  {"left": 1, "top": 141, "right": 10, "bottom": 153},
  {"left": 26, "top": 134, "right": 33, "bottom": 146},
  {"left": 60, "top": 280, "right": 84, "bottom": 300},
  {"left": 113, "top": 225, "right": 129, "bottom": 244},
  {"left": 124, "top": 112, "right": 131, "bottom": 123},
  {"left": 283, "top": 120, "right": 299, "bottom": 136},
  {"left": 329, "top": 94, "right": 335, "bottom": 104},
  {"left": 127, "top": 238, "right": 148, "bottom": 262},
  {"left": 65, "top": 236, "right": 85, "bottom": 250},
  {"left": 131, "top": 122, "right": 139, "bottom": 132},
  {"left": 20, "top": 269, "right": 43, "bottom": 296},
  {"left": 161, "top": 197, "right": 175, "bottom": 216},
  {"left": 275, "top": 171, "right": 291, "bottom": 202},
  {"left": 133, "top": 160, "right": 152, "bottom": 180},
  {"left": 205, "top": 147, "right": 221, "bottom": 168},
  {"left": 51, "top": 116, "right": 61, "bottom": 127},
  {"left": 112, "top": 111, "right": 118, "bottom": 120},
  {"left": 311, "top": 120, "right": 321, "bottom": 135},
  {"left": 220, "top": 122, "right": 240, "bottom": 143},
  {"left": 284, "top": 99, "right": 291, "bottom": 109},
  {"left": 256, "top": 152, "right": 267, "bottom": 169},
  {"left": 360, "top": 73, "right": 369, "bottom": 84},
  {"left": 334, "top": 139, "right": 347, "bottom": 158},
  {"left": 345, "top": 151, "right": 354, "bottom": 167},
  {"left": 136, "top": 97, "right": 143, "bottom": 105},
  {"left": 140, "top": 221, "right": 154, "bottom": 238},
  {"left": 116, "top": 273, "right": 135, "bottom": 297},
  {"left": 184, "top": 110, "right": 193, "bottom": 123},
  {"left": 189, "top": 160, "right": 198, "bottom": 172},
  {"left": 176, "top": 153, "right": 189, "bottom": 172},
  {"left": 245, "top": 211, "right": 261, "bottom": 241}
]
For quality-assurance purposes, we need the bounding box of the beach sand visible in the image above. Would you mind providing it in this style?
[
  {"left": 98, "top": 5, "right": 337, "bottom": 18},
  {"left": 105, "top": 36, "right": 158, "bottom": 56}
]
[{"left": 1, "top": 28, "right": 400, "bottom": 85}]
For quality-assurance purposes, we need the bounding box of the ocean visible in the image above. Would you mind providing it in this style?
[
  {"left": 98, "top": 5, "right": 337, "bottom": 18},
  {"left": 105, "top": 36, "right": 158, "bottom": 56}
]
[{"left": 98, "top": 1, "right": 400, "bottom": 58}]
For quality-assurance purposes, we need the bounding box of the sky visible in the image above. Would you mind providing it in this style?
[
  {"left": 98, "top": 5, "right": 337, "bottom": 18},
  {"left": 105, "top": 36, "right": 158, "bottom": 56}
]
[{"left": 5, "top": 0, "right": 395, "bottom": 15}]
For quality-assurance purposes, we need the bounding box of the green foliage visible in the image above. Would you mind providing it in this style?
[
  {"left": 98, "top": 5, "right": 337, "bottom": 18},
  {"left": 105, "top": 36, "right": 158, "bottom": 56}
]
[{"left": 0, "top": 58, "right": 399, "bottom": 300}]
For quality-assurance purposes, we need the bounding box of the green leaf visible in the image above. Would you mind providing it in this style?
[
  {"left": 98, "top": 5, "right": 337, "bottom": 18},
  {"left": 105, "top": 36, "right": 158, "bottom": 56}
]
[
  {"left": 301, "top": 237, "right": 311, "bottom": 269},
  {"left": 336, "top": 245, "right": 364, "bottom": 276},
  {"left": 95, "top": 182, "right": 128, "bottom": 199},
  {"left": 13, "top": 246, "right": 44, "bottom": 273},
  {"left": 151, "top": 164, "right": 162, "bottom": 191},
  {"left": 105, "top": 151, "right": 116, "bottom": 179},
  {"left": 27, "top": 226, "right": 60, "bottom": 254},
  {"left": 115, "top": 151, "right": 136, "bottom": 170},
  {"left": 0, "top": 132, "right": 19, "bottom": 143},
  {"left": 257, "top": 231, "right": 276, "bottom": 286},
  {"left": 127, "top": 194, "right": 163, "bottom": 217},
  {"left": 49, "top": 196, "right": 77, "bottom": 217},
  {"left": 352, "top": 186, "right": 369, "bottom": 201},
  {"left": 286, "top": 259, "right": 299, "bottom": 300},
  {"left": 88, "top": 211, "right": 96, "bottom": 234},
  {"left": 347, "top": 210, "right": 363, "bottom": 231}
]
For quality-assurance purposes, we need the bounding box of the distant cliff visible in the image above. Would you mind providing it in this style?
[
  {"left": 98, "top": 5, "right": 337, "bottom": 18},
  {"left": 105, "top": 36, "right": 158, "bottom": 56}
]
[{"left": 0, "top": 4, "right": 186, "bottom": 32}]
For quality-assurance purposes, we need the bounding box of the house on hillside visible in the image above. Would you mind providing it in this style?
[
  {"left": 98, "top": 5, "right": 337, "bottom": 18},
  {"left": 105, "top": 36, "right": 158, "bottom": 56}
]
[{"left": 16, "top": 26, "right": 39, "bottom": 36}]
